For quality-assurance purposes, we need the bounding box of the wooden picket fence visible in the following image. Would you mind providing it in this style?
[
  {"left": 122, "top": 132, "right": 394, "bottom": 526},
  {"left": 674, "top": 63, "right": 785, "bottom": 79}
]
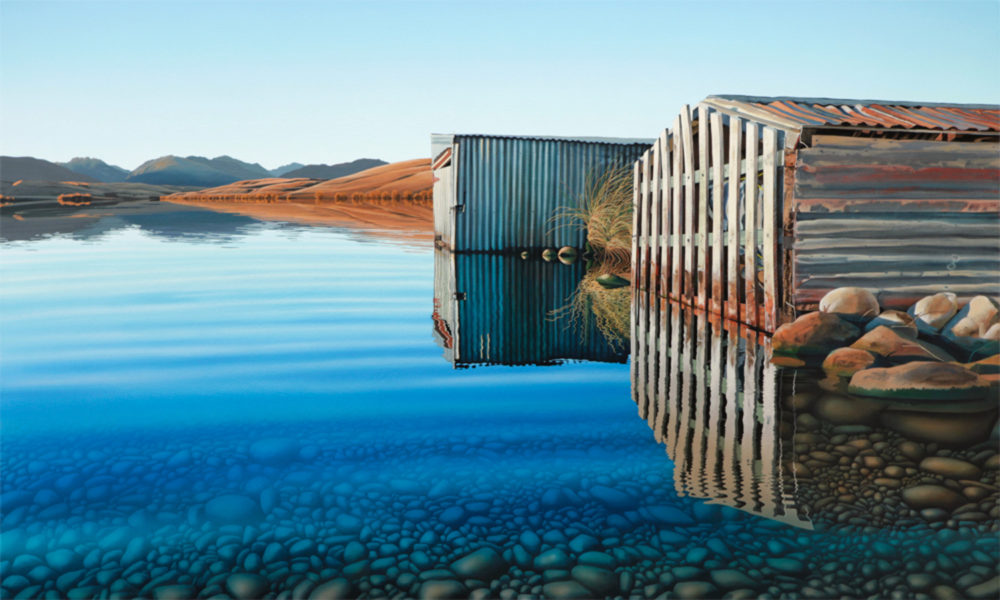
[{"left": 630, "top": 104, "right": 787, "bottom": 334}]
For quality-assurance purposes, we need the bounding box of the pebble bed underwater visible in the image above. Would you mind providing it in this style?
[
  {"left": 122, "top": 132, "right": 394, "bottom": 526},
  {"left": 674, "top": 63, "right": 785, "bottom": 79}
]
[{"left": 1, "top": 217, "right": 997, "bottom": 600}]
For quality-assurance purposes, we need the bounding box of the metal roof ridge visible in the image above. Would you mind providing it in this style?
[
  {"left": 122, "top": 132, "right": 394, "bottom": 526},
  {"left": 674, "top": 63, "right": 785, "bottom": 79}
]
[
  {"left": 707, "top": 94, "right": 1000, "bottom": 110},
  {"left": 444, "top": 133, "right": 656, "bottom": 144}
]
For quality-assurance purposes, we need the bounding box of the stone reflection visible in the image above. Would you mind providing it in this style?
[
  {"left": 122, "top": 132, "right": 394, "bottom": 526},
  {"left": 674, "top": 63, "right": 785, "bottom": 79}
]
[
  {"left": 632, "top": 302, "right": 1000, "bottom": 535},
  {"left": 432, "top": 249, "right": 628, "bottom": 367}
]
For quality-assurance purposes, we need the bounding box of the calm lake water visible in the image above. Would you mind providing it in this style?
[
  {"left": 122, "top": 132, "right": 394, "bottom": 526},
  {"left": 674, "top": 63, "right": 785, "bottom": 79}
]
[{"left": 1, "top": 210, "right": 997, "bottom": 600}]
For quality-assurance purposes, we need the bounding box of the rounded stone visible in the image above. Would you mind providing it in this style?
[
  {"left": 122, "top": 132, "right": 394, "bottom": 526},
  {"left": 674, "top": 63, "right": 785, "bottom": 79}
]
[
  {"left": 541, "top": 249, "right": 557, "bottom": 262},
  {"left": 449, "top": 548, "right": 506, "bottom": 581},
  {"left": 534, "top": 549, "right": 572, "bottom": 570},
  {"left": 865, "top": 310, "right": 919, "bottom": 337},
  {"left": 672, "top": 581, "right": 719, "bottom": 599},
  {"left": 849, "top": 361, "right": 987, "bottom": 401},
  {"left": 885, "top": 409, "right": 995, "bottom": 445},
  {"left": 919, "top": 456, "right": 981, "bottom": 480},
  {"left": 249, "top": 437, "right": 300, "bottom": 463},
  {"left": 571, "top": 565, "right": 617, "bottom": 596},
  {"left": 419, "top": 580, "right": 467, "bottom": 600},
  {"left": 557, "top": 247, "right": 578, "bottom": 265},
  {"left": 542, "top": 581, "right": 593, "bottom": 599},
  {"left": 595, "top": 273, "right": 629, "bottom": 289},
  {"left": 821, "top": 347, "right": 876, "bottom": 378},
  {"left": 309, "top": 578, "right": 352, "bottom": 600},
  {"left": 901, "top": 485, "right": 966, "bottom": 511},
  {"left": 913, "top": 292, "right": 959, "bottom": 331},
  {"left": 226, "top": 573, "right": 269, "bottom": 600},
  {"left": 850, "top": 326, "right": 955, "bottom": 364},
  {"left": 812, "top": 393, "right": 884, "bottom": 425},
  {"left": 773, "top": 312, "right": 860, "bottom": 359},
  {"left": 709, "top": 569, "right": 758, "bottom": 590},
  {"left": 205, "top": 495, "right": 261, "bottom": 523},
  {"left": 819, "top": 287, "right": 880, "bottom": 321}
]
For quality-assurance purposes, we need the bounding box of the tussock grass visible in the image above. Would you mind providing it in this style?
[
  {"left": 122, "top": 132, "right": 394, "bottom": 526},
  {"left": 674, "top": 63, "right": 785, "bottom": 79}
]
[
  {"left": 551, "top": 167, "right": 633, "bottom": 271},
  {"left": 551, "top": 266, "right": 631, "bottom": 351}
]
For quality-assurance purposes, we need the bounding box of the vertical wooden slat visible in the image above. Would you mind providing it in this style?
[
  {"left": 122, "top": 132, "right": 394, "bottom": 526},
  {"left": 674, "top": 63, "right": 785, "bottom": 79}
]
[
  {"left": 723, "top": 320, "right": 741, "bottom": 506},
  {"left": 726, "top": 117, "right": 743, "bottom": 322},
  {"left": 630, "top": 159, "right": 641, "bottom": 402},
  {"left": 671, "top": 115, "right": 683, "bottom": 300},
  {"left": 710, "top": 113, "right": 725, "bottom": 315},
  {"left": 680, "top": 105, "right": 696, "bottom": 304},
  {"left": 744, "top": 122, "right": 759, "bottom": 329},
  {"left": 781, "top": 147, "right": 797, "bottom": 327},
  {"left": 636, "top": 151, "right": 649, "bottom": 416},
  {"left": 697, "top": 105, "right": 710, "bottom": 309},
  {"left": 691, "top": 311, "right": 708, "bottom": 499},
  {"left": 762, "top": 127, "right": 779, "bottom": 332},
  {"left": 645, "top": 136, "right": 663, "bottom": 420},
  {"left": 674, "top": 306, "right": 693, "bottom": 497},
  {"left": 658, "top": 130, "right": 672, "bottom": 411}
]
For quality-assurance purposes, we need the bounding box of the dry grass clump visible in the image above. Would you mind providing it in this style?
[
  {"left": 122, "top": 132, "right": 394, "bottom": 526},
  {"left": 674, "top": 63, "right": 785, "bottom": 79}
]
[
  {"left": 551, "top": 267, "right": 631, "bottom": 350},
  {"left": 551, "top": 167, "right": 633, "bottom": 270}
]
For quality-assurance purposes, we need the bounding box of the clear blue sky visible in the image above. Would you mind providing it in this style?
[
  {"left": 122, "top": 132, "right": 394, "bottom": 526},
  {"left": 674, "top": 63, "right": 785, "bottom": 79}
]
[{"left": 1, "top": 0, "right": 997, "bottom": 170}]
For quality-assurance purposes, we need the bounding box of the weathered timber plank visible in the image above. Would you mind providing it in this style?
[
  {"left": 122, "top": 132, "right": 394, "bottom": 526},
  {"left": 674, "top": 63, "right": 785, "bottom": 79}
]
[
  {"left": 726, "top": 117, "right": 742, "bottom": 321},
  {"left": 681, "top": 105, "right": 696, "bottom": 303},
  {"left": 660, "top": 129, "right": 672, "bottom": 300},
  {"left": 744, "top": 122, "right": 759, "bottom": 328},
  {"left": 672, "top": 115, "right": 683, "bottom": 300},
  {"left": 630, "top": 158, "right": 640, "bottom": 403},
  {"left": 710, "top": 112, "right": 725, "bottom": 314},
  {"left": 762, "top": 127, "right": 779, "bottom": 332},
  {"left": 697, "top": 105, "right": 711, "bottom": 309},
  {"left": 646, "top": 134, "right": 663, "bottom": 414}
]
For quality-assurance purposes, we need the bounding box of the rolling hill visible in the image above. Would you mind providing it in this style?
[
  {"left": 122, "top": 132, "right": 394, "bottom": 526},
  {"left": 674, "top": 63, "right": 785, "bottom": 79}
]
[
  {"left": 127, "top": 155, "right": 271, "bottom": 187},
  {"left": 61, "top": 157, "right": 130, "bottom": 182},
  {"left": 1, "top": 156, "right": 99, "bottom": 183},
  {"left": 163, "top": 158, "right": 431, "bottom": 203}
]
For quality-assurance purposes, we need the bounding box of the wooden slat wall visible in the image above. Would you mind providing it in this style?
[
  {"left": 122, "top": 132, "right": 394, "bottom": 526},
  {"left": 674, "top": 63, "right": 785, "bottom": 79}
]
[
  {"left": 792, "top": 135, "right": 1000, "bottom": 310},
  {"left": 633, "top": 105, "right": 786, "bottom": 333}
]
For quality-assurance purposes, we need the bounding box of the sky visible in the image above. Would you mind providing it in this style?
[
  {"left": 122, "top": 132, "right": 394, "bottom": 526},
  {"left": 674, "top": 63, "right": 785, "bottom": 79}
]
[{"left": 1, "top": 0, "right": 997, "bottom": 170}]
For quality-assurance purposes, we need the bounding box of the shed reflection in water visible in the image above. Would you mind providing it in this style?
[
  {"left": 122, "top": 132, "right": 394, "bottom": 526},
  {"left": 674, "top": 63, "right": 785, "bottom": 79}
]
[
  {"left": 632, "top": 302, "right": 1000, "bottom": 535},
  {"left": 432, "top": 249, "right": 628, "bottom": 367}
]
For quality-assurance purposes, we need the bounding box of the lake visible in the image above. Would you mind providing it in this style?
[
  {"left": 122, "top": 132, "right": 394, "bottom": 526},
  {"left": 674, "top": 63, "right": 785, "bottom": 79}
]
[{"left": 1, "top": 207, "right": 997, "bottom": 600}]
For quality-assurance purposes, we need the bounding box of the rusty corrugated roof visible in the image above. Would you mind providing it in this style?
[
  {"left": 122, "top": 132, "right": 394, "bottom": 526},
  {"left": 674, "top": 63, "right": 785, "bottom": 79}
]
[{"left": 705, "top": 95, "right": 1000, "bottom": 132}]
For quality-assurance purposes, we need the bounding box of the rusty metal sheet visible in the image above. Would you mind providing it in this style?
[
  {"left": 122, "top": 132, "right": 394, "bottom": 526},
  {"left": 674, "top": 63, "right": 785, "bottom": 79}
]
[{"left": 707, "top": 95, "right": 1000, "bottom": 132}]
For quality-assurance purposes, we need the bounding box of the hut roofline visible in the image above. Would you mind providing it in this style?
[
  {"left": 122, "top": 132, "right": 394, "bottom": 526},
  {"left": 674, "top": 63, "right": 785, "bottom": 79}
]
[{"left": 703, "top": 95, "right": 1000, "bottom": 133}]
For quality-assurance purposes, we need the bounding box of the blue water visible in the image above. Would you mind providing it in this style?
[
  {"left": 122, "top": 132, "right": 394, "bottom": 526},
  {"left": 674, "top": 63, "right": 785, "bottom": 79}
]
[{"left": 1, "top": 218, "right": 997, "bottom": 600}]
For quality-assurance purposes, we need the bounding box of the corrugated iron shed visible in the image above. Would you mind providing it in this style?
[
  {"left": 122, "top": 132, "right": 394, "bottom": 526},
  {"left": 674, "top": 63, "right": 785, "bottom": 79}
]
[
  {"left": 432, "top": 133, "right": 653, "bottom": 252},
  {"left": 705, "top": 95, "right": 1000, "bottom": 134}
]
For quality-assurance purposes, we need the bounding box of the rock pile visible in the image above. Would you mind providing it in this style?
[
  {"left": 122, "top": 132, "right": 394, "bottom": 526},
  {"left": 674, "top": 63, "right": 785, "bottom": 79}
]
[{"left": 773, "top": 288, "right": 1000, "bottom": 401}]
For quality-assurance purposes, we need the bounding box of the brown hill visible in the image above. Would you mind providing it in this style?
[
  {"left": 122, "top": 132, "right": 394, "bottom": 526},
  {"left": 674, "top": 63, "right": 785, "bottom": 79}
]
[
  {"left": 164, "top": 158, "right": 431, "bottom": 203},
  {"left": 162, "top": 159, "right": 434, "bottom": 241}
]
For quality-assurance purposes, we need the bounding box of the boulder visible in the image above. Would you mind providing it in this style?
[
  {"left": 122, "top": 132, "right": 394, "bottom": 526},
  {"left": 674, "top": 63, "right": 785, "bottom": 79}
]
[
  {"left": 850, "top": 326, "right": 954, "bottom": 363},
  {"left": 821, "top": 347, "right": 875, "bottom": 378},
  {"left": 881, "top": 409, "right": 997, "bottom": 445},
  {"left": 864, "top": 310, "right": 918, "bottom": 338},
  {"left": 901, "top": 485, "right": 966, "bottom": 511},
  {"left": 911, "top": 292, "right": 958, "bottom": 332},
  {"left": 819, "top": 287, "right": 880, "bottom": 321},
  {"left": 772, "top": 312, "right": 860, "bottom": 360},
  {"left": 848, "top": 361, "right": 988, "bottom": 401},
  {"left": 963, "top": 296, "right": 999, "bottom": 336},
  {"left": 983, "top": 323, "right": 1000, "bottom": 341}
]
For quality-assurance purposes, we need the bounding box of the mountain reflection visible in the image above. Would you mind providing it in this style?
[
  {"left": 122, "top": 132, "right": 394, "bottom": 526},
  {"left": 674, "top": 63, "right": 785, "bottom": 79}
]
[{"left": 432, "top": 249, "right": 629, "bottom": 367}]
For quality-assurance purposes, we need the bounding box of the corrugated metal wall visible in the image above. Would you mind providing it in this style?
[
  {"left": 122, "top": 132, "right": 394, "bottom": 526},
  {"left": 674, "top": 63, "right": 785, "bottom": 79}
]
[
  {"left": 792, "top": 135, "right": 1000, "bottom": 309},
  {"left": 449, "top": 135, "right": 652, "bottom": 252},
  {"left": 432, "top": 250, "right": 628, "bottom": 366}
]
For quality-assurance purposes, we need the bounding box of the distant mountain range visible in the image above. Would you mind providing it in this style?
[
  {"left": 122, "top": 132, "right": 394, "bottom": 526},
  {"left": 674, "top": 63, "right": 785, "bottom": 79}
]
[
  {"left": 281, "top": 159, "right": 387, "bottom": 179},
  {"left": 1, "top": 155, "right": 387, "bottom": 187}
]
